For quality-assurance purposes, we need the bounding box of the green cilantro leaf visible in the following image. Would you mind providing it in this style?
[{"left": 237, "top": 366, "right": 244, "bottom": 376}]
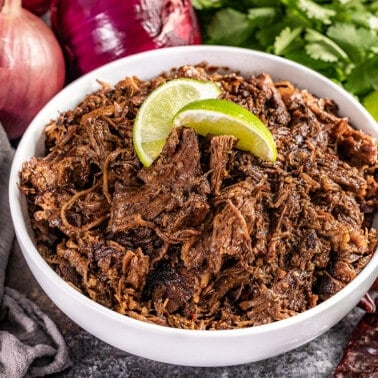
[
  {"left": 244, "top": 0, "right": 281, "bottom": 6},
  {"left": 327, "top": 23, "right": 378, "bottom": 63},
  {"left": 206, "top": 8, "right": 253, "bottom": 46},
  {"left": 283, "top": 0, "right": 336, "bottom": 25},
  {"left": 255, "top": 22, "right": 289, "bottom": 48},
  {"left": 194, "top": 0, "right": 378, "bottom": 115},
  {"left": 345, "top": 55, "right": 378, "bottom": 95},
  {"left": 274, "top": 27, "right": 303, "bottom": 55},
  {"left": 305, "top": 29, "right": 349, "bottom": 62},
  {"left": 191, "top": 0, "right": 225, "bottom": 10},
  {"left": 247, "top": 7, "right": 279, "bottom": 28}
]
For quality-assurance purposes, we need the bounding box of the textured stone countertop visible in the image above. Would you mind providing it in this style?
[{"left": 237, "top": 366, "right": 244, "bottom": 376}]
[{"left": 6, "top": 243, "right": 364, "bottom": 377}]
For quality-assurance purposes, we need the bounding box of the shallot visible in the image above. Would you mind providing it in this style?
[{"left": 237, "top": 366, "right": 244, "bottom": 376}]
[{"left": 0, "top": 0, "right": 65, "bottom": 140}]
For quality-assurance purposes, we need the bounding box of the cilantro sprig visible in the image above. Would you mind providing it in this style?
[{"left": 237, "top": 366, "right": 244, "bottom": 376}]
[{"left": 193, "top": 0, "right": 378, "bottom": 121}]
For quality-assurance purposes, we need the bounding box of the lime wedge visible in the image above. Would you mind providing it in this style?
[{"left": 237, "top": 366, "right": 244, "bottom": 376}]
[
  {"left": 173, "top": 98, "right": 277, "bottom": 162},
  {"left": 133, "top": 78, "right": 221, "bottom": 166}
]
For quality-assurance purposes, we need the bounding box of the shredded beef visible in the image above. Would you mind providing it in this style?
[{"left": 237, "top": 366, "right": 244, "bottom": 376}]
[{"left": 19, "top": 63, "right": 378, "bottom": 330}]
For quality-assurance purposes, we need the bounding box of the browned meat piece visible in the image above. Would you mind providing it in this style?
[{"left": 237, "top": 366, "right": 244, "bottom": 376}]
[
  {"left": 110, "top": 127, "right": 210, "bottom": 239},
  {"left": 110, "top": 187, "right": 172, "bottom": 233},
  {"left": 241, "top": 270, "right": 317, "bottom": 325},
  {"left": 209, "top": 199, "right": 253, "bottom": 274},
  {"left": 316, "top": 271, "right": 346, "bottom": 301},
  {"left": 204, "top": 265, "right": 252, "bottom": 317},
  {"left": 331, "top": 118, "right": 378, "bottom": 167},
  {"left": 138, "top": 127, "right": 206, "bottom": 189},
  {"left": 146, "top": 260, "right": 196, "bottom": 314},
  {"left": 20, "top": 155, "right": 91, "bottom": 193},
  {"left": 180, "top": 229, "right": 212, "bottom": 269},
  {"left": 209, "top": 134, "right": 237, "bottom": 195},
  {"left": 19, "top": 64, "right": 378, "bottom": 330},
  {"left": 222, "top": 73, "right": 291, "bottom": 129}
]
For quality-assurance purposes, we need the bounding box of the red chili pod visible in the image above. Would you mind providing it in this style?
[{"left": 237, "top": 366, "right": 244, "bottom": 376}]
[
  {"left": 334, "top": 296, "right": 378, "bottom": 377},
  {"left": 50, "top": 0, "right": 202, "bottom": 81},
  {"left": 335, "top": 280, "right": 378, "bottom": 377}
]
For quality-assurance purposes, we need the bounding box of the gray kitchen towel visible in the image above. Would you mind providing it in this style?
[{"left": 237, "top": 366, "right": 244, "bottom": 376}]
[{"left": 0, "top": 124, "right": 71, "bottom": 377}]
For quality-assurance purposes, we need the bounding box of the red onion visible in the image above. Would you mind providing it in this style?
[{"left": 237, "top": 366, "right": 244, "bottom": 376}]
[
  {"left": 50, "top": 0, "right": 202, "bottom": 80},
  {"left": 22, "top": 0, "right": 52, "bottom": 15},
  {"left": 0, "top": 0, "right": 65, "bottom": 140}
]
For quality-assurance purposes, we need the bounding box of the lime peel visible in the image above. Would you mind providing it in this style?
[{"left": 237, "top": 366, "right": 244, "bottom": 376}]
[{"left": 133, "top": 78, "right": 222, "bottom": 166}]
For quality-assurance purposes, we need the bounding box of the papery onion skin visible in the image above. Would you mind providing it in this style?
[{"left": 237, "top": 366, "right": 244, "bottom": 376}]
[
  {"left": 0, "top": 0, "right": 65, "bottom": 140},
  {"left": 22, "top": 0, "right": 52, "bottom": 15},
  {"left": 50, "top": 0, "right": 202, "bottom": 80}
]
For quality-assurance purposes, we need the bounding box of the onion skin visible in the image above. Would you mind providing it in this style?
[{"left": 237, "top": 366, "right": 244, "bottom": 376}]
[
  {"left": 50, "top": 0, "right": 202, "bottom": 80},
  {"left": 22, "top": 0, "right": 52, "bottom": 15},
  {"left": 0, "top": 0, "right": 65, "bottom": 139}
]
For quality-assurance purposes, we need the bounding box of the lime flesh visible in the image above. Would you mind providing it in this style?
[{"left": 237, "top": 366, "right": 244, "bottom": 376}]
[{"left": 173, "top": 98, "right": 277, "bottom": 162}]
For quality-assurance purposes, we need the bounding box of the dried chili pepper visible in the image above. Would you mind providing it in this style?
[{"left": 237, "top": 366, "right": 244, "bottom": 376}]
[
  {"left": 358, "top": 293, "right": 376, "bottom": 313},
  {"left": 334, "top": 291, "right": 378, "bottom": 377}
]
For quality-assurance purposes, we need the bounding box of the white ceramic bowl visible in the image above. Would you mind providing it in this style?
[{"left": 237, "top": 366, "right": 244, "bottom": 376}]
[{"left": 9, "top": 46, "right": 378, "bottom": 367}]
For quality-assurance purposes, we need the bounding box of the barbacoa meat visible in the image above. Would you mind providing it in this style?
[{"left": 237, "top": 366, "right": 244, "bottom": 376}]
[{"left": 19, "top": 64, "right": 378, "bottom": 330}]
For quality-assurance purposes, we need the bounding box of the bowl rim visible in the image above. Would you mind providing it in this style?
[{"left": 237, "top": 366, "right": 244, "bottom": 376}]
[{"left": 9, "top": 45, "right": 378, "bottom": 339}]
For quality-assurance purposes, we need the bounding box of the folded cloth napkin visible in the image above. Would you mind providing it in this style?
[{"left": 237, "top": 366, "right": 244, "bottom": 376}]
[{"left": 0, "top": 124, "right": 71, "bottom": 377}]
